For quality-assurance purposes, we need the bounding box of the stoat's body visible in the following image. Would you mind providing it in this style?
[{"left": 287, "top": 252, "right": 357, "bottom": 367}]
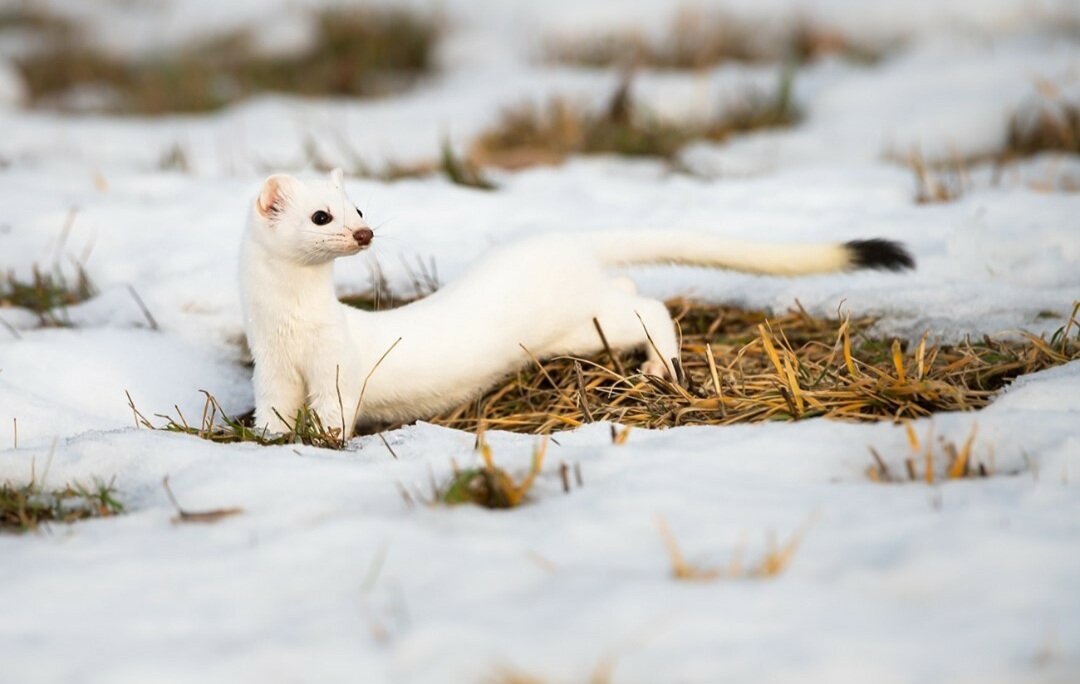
[{"left": 241, "top": 169, "right": 913, "bottom": 438}]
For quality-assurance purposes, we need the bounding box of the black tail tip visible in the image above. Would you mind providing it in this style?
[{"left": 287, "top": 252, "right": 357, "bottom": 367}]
[{"left": 845, "top": 239, "right": 915, "bottom": 272}]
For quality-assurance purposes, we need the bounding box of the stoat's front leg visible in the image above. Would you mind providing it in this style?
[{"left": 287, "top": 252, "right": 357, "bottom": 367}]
[
  {"left": 252, "top": 360, "right": 306, "bottom": 433},
  {"left": 303, "top": 340, "right": 365, "bottom": 440}
]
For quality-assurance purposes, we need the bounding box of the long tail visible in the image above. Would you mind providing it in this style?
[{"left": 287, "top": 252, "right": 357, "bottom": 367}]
[{"left": 586, "top": 230, "right": 914, "bottom": 276}]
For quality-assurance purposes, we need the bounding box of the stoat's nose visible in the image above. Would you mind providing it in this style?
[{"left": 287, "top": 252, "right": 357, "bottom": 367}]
[{"left": 352, "top": 228, "right": 373, "bottom": 246}]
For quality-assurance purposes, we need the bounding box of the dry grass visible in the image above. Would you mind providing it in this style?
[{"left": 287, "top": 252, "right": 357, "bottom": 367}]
[
  {"left": 489, "top": 662, "right": 614, "bottom": 684},
  {"left": 868, "top": 423, "right": 993, "bottom": 483},
  {"left": 544, "top": 9, "right": 885, "bottom": 69},
  {"left": 890, "top": 85, "right": 1080, "bottom": 201},
  {"left": 428, "top": 299, "right": 1080, "bottom": 434},
  {"left": 891, "top": 148, "right": 971, "bottom": 204},
  {"left": 1, "top": 477, "right": 123, "bottom": 533},
  {"left": 658, "top": 515, "right": 812, "bottom": 581},
  {"left": 0, "top": 264, "right": 95, "bottom": 328},
  {"left": 1006, "top": 84, "right": 1080, "bottom": 158},
  {"left": 471, "top": 72, "right": 798, "bottom": 169},
  {"left": 9, "top": 6, "right": 440, "bottom": 114}
]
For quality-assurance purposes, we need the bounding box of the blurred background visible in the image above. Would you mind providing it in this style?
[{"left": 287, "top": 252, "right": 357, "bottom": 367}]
[{"left": 0, "top": 0, "right": 1077, "bottom": 185}]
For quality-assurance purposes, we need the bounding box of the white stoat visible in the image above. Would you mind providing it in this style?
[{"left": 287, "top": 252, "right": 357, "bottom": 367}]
[{"left": 241, "top": 169, "right": 914, "bottom": 437}]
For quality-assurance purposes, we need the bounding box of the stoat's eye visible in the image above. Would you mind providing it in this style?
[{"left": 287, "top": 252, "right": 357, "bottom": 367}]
[
  {"left": 311, "top": 210, "right": 332, "bottom": 225},
  {"left": 355, "top": 206, "right": 363, "bottom": 218}
]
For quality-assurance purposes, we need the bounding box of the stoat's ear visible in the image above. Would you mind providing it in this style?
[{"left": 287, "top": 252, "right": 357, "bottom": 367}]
[
  {"left": 329, "top": 167, "right": 344, "bottom": 187},
  {"left": 255, "top": 174, "right": 295, "bottom": 219}
]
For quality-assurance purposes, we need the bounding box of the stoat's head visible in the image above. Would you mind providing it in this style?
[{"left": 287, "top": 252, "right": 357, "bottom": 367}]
[{"left": 250, "top": 168, "right": 373, "bottom": 265}]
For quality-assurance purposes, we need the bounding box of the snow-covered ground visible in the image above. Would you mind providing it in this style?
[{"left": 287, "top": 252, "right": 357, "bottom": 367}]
[{"left": 1, "top": 1, "right": 1078, "bottom": 682}]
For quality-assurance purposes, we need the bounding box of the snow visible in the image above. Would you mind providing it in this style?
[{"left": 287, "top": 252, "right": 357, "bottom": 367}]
[{"left": 1, "top": 0, "right": 1079, "bottom": 682}]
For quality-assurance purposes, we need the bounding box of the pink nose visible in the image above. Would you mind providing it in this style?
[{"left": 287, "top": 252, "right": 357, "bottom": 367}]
[{"left": 352, "top": 228, "right": 373, "bottom": 246}]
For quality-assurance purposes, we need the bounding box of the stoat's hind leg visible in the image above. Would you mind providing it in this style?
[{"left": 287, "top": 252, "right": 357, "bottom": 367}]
[
  {"left": 625, "top": 296, "right": 679, "bottom": 379},
  {"left": 542, "top": 290, "right": 680, "bottom": 379}
]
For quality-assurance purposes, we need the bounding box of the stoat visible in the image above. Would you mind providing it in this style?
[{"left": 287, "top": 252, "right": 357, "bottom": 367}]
[{"left": 240, "top": 169, "right": 913, "bottom": 438}]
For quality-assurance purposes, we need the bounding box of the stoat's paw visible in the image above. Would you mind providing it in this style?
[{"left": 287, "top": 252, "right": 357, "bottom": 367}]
[{"left": 640, "top": 359, "right": 670, "bottom": 378}]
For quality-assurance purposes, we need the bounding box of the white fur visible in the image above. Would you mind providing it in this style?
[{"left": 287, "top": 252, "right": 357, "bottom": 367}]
[{"left": 241, "top": 170, "right": 870, "bottom": 438}]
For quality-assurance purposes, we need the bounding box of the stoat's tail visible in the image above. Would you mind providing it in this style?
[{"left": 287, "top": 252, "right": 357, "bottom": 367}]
[{"left": 587, "top": 231, "right": 914, "bottom": 276}]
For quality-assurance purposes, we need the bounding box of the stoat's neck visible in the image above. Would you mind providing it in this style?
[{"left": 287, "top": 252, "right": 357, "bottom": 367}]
[{"left": 240, "top": 233, "right": 340, "bottom": 331}]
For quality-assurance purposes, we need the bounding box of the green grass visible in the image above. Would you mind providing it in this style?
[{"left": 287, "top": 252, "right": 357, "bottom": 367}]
[
  {"left": 1, "top": 478, "right": 123, "bottom": 533},
  {"left": 128, "top": 391, "right": 346, "bottom": 450}
]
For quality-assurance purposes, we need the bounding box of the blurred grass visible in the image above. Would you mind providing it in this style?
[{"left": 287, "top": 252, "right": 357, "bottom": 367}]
[
  {"left": 471, "top": 71, "right": 799, "bottom": 169},
  {"left": 1, "top": 477, "right": 123, "bottom": 533},
  {"left": 1006, "top": 84, "right": 1080, "bottom": 158},
  {"left": 293, "top": 133, "right": 496, "bottom": 190},
  {"left": 544, "top": 8, "right": 887, "bottom": 69},
  {"left": 428, "top": 438, "right": 547, "bottom": 509},
  {"left": 7, "top": 6, "right": 441, "bottom": 114},
  {"left": 889, "top": 89, "right": 1080, "bottom": 202},
  {"left": 659, "top": 515, "right": 812, "bottom": 581},
  {"left": 867, "top": 423, "right": 993, "bottom": 483},
  {"left": 893, "top": 148, "right": 969, "bottom": 204},
  {"left": 0, "top": 264, "right": 95, "bottom": 327}
]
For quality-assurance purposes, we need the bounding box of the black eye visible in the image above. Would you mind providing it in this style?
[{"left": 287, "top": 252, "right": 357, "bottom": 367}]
[
  {"left": 355, "top": 206, "right": 363, "bottom": 218},
  {"left": 311, "top": 210, "right": 332, "bottom": 226}
]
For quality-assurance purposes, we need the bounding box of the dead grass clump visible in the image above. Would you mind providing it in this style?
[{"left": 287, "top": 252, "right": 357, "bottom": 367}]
[
  {"left": 0, "top": 264, "right": 95, "bottom": 327},
  {"left": 13, "top": 6, "right": 440, "bottom": 114},
  {"left": 545, "top": 10, "right": 884, "bottom": 69},
  {"left": 1, "top": 477, "right": 123, "bottom": 533},
  {"left": 471, "top": 73, "right": 798, "bottom": 169},
  {"left": 1006, "top": 89, "right": 1080, "bottom": 158},
  {"left": 423, "top": 438, "right": 548, "bottom": 509},
  {"left": 658, "top": 515, "right": 811, "bottom": 581},
  {"left": 545, "top": 13, "right": 764, "bottom": 70},
  {"left": 868, "top": 423, "right": 996, "bottom": 483},
  {"left": 431, "top": 300, "right": 1080, "bottom": 434},
  {"left": 888, "top": 87, "right": 1080, "bottom": 202},
  {"left": 787, "top": 20, "right": 887, "bottom": 65},
  {"left": 892, "top": 147, "right": 969, "bottom": 204}
]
